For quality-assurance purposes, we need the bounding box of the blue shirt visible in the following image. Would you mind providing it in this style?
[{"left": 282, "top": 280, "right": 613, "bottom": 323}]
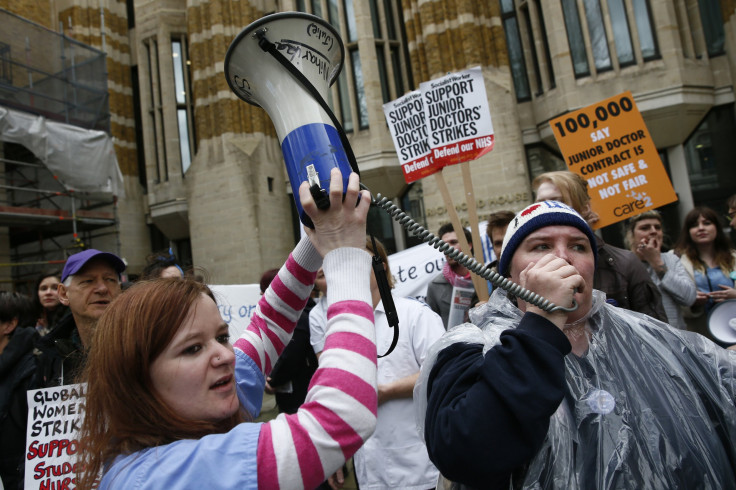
[{"left": 694, "top": 267, "right": 735, "bottom": 313}]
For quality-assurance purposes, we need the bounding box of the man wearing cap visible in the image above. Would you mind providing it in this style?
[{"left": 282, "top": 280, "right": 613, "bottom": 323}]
[
  {"left": 416, "top": 201, "right": 736, "bottom": 489},
  {"left": 35, "top": 249, "right": 126, "bottom": 387}
]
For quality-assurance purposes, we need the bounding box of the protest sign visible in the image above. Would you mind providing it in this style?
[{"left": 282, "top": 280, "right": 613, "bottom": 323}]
[
  {"left": 421, "top": 66, "right": 494, "bottom": 167},
  {"left": 388, "top": 242, "right": 446, "bottom": 300},
  {"left": 550, "top": 91, "right": 677, "bottom": 228},
  {"left": 383, "top": 90, "right": 440, "bottom": 183},
  {"left": 25, "top": 384, "right": 86, "bottom": 489},
  {"left": 211, "top": 284, "right": 262, "bottom": 339},
  {"left": 447, "top": 278, "right": 475, "bottom": 328}
]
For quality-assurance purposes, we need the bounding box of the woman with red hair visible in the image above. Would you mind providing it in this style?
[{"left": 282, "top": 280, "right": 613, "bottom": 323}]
[{"left": 77, "top": 170, "right": 378, "bottom": 489}]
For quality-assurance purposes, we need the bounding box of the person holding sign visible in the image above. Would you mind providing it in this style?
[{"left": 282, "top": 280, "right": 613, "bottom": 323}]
[
  {"left": 533, "top": 171, "right": 666, "bottom": 322},
  {"left": 416, "top": 201, "right": 736, "bottom": 489},
  {"left": 426, "top": 224, "right": 477, "bottom": 328},
  {"left": 77, "top": 170, "right": 378, "bottom": 490}
]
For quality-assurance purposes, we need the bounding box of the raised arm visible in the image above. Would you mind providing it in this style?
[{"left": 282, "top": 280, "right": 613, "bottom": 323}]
[{"left": 256, "top": 170, "right": 378, "bottom": 489}]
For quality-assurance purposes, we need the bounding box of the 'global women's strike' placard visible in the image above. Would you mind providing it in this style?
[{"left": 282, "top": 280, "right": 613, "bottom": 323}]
[
  {"left": 25, "top": 384, "right": 87, "bottom": 490},
  {"left": 549, "top": 91, "right": 677, "bottom": 228}
]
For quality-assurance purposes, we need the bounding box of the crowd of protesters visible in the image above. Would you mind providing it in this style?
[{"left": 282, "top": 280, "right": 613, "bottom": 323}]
[{"left": 0, "top": 168, "right": 735, "bottom": 489}]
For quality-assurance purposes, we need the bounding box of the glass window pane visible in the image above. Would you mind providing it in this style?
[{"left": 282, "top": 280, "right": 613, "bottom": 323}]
[
  {"left": 607, "top": 0, "right": 634, "bottom": 65},
  {"left": 344, "top": 0, "right": 358, "bottom": 42},
  {"left": 370, "top": 0, "right": 381, "bottom": 38},
  {"left": 384, "top": 0, "right": 396, "bottom": 40},
  {"left": 521, "top": 7, "right": 542, "bottom": 94},
  {"left": 327, "top": 0, "right": 340, "bottom": 30},
  {"left": 632, "top": 0, "right": 657, "bottom": 59},
  {"left": 297, "top": 0, "right": 306, "bottom": 13},
  {"left": 177, "top": 109, "right": 191, "bottom": 174},
  {"left": 172, "top": 41, "right": 185, "bottom": 104},
  {"left": 698, "top": 0, "right": 725, "bottom": 56},
  {"left": 351, "top": 49, "right": 368, "bottom": 129},
  {"left": 337, "top": 70, "right": 353, "bottom": 132},
  {"left": 561, "top": 0, "right": 590, "bottom": 76},
  {"left": 583, "top": 0, "right": 611, "bottom": 71},
  {"left": 504, "top": 18, "right": 530, "bottom": 100},
  {"left": 310, "top": 0, "right": 322, "bottom": 19},
  {"left": 500, "top": 0, "right": 515, "bottom": 14},
  {"left": 534, "top": 0, "right": 555, "bottom": 88},
  {"left": 376, "top": 47, "right": 390, "bottom": 103},
  {"left": 390, "top": 45, "right": 404, "bottom": 96}
]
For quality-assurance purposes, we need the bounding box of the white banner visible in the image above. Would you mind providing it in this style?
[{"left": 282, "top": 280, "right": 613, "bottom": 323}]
[
  {"left": 387, "top": 243, "right": 446, "bottom": 301},
  {"left": 212, "top": 233, "right": 492, "bottom": 334},
  {"left": 211, "top": 284, "right": 262, "bottom": 339}
]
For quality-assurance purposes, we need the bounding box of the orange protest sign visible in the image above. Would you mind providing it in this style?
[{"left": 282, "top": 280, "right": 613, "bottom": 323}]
[{"left": 549, "top": 91, "right": 677, "bottom": 229}]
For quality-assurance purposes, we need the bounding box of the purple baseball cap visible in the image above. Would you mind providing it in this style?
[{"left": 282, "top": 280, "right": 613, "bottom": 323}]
[{"left": 61, "top": 249, "right": 126, "bottom": 282}]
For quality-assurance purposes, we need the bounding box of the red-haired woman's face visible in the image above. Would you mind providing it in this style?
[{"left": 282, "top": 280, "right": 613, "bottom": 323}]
[
  {"left": 150, "top": 293, "right": 239, "bottom": 423},
  {"left": 689, "top": 214, "right": 717, "bottom": 247},
  {"left": 38, "top": 276, "right": 61, "bottom": 309}
]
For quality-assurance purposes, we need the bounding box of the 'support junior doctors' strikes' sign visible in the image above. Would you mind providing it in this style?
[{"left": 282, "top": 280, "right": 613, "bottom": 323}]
[
  {"left": 549, "top": 91, "right": 677, "bottom": 228},
  {"left": 383, "top": 90, "right": 439, "bottom": 183},
  {"left": 384, "top": 67, "right": 494, "bottom": 183},
  {"left": 421, "top": 67, "right": 494, "bottom": 167}
]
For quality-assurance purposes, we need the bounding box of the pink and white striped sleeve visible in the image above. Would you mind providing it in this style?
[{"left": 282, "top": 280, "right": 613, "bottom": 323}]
[
  {"left": 256, "top": 247, "right": 377, "bottom": 490},
  {"left": 233, "top": 237, "right": 321, "bottom": 376}
]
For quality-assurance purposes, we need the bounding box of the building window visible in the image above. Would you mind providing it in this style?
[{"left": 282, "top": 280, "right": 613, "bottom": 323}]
[
  {"left": 372, "top": 0, "right": 409, "bottom": 103},
  {"left": 561, "top": 0, "right": 658, "bottom": 78},
  {"left": 698, "top": 0, "right": 725, "bottom": 57},
  {"left": 525, "top": 144, "right": 566, "bottom": 183},
  {"left": 607, "top": 0, "right": 634, "bottom": 67},
  {"left": 297, "top": 0, "right": 412, "bottom": 132},
  {"left": 633, "top": 0, "right": 658, "bottom": 60},
  {"left": 503, "top": 0, "right": 555, "bottom": 99},
  {"left": 144, "top": 39, "right": 167, "bottom": 183},
  {"left": 171, "top": 37, "right": 195, "bottom": 175},
  {"left": 684, "top": 104, "right": 736, "bottom": 211},
  {"left": 561, "top": 0, "right": 590, "bottom": 77},
  {"left": 500, "top": 0, "right": 530, "bottom": 101}
]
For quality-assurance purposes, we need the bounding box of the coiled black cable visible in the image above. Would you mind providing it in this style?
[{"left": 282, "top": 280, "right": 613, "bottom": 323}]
[{"left": 370, "top": 192, "right": 578, "bottom": 314}]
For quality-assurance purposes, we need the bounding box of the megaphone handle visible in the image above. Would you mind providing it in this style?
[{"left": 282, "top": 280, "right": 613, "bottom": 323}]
[{"left": 256, "top": 30, "right": 361, "bottom": 179}]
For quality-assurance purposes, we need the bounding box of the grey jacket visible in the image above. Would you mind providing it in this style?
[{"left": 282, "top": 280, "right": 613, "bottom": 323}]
[{"left": 641, "top": 251, "right": 696, "bottom": 329}]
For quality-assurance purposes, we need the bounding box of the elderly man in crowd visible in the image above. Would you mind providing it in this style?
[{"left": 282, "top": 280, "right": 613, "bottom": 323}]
[
  {"left": 417, "top": 201, "right": 736, "bottom": 489},
  {"left": 35, "top": 249, "right": 125, "bottom": 386}
]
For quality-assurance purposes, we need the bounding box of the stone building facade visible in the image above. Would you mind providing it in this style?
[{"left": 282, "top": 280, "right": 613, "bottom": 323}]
[{"left": 0, "top": 0, "right": 734, "bottom": 285}]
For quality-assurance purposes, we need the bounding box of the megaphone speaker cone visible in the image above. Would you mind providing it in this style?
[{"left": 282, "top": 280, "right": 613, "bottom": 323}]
[
  {"left": 225, "top": 12, "right": 352, "bottom": 227},
  {"left": 708, "top": 299, "right": 736, "bottom": 344}
]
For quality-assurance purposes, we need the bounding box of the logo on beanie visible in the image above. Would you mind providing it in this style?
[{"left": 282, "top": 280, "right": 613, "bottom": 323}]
[{"left": 520, "top": 203, "right": 541, "bottom": 217}]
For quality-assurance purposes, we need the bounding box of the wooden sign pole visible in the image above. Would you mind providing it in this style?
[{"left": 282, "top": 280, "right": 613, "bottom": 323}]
[{"left": 433, "top": 169, "right": 489, "bottom": 302}]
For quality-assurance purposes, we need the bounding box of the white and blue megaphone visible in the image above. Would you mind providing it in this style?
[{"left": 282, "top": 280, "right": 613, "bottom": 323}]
[{"left": 224, "top": 12, "right": 353, "bottom": 227}]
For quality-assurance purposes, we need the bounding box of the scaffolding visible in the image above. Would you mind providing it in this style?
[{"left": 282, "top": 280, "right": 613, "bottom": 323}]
[
  {"left": 0, "top": 8, "right": 110, "bottom": 131},
  {"left": 0, "top": 9, "right": 119, "bottom": 291}
]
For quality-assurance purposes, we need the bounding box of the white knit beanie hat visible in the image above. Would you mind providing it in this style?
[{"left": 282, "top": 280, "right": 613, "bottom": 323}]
[{"left": 498, "top": 200, "right": 598, "bottom": 276}]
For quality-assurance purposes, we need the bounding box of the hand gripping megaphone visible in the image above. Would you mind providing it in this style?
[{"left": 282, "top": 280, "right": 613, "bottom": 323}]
[{"left": 224, "top": 12, "right": 355, "bottom": 227}]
